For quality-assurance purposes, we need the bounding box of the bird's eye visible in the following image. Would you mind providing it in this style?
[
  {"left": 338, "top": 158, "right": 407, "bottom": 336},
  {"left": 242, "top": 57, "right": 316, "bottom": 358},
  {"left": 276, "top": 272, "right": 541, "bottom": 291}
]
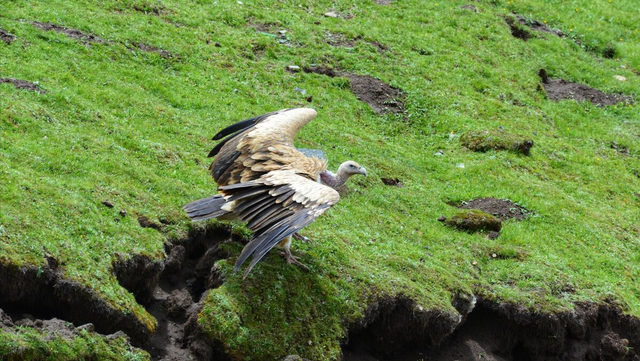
[{"left": 349, "top": 164, "right": 355, "bottom": 168}]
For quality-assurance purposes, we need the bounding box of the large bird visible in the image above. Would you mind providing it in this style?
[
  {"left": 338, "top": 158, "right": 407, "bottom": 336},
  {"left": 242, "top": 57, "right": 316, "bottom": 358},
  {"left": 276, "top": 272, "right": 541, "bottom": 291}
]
[{"left": 183, "top": 108, "right": 367, "bottom": 278}]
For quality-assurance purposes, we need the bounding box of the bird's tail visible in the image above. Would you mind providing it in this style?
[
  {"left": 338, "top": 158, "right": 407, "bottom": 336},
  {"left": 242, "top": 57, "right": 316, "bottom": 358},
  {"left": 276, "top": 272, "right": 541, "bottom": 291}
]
[{"left": 183, "top": 195, "right": 230, "bottom": 221}]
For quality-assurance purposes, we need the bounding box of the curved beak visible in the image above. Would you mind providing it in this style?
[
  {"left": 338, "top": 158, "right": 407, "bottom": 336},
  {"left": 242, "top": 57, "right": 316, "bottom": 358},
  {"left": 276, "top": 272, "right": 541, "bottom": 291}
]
[{"left": 359, "top": 166, "right": 368, "bottom": 176}]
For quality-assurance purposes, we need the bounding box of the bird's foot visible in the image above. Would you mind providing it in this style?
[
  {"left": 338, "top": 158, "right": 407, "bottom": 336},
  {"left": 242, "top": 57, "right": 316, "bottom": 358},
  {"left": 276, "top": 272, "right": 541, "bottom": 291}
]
[
  {"left": 279, "top": 251, "right": 310, "bottom": 271},
  {"left": 292, "top": 232, "right": 312, "bottom": 243}
]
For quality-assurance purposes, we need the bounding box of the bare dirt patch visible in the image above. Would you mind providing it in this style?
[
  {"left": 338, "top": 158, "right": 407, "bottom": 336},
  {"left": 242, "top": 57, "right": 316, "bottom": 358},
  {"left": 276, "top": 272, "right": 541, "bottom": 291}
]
[
  {"left": 539, "top": 69, "right": 633, "bottom": 106},
  {"left": 348, "top": 74, "right": 405, "bottom": 114},
  {"left": 0, "top": 78, "right": 47, "bottom": 94},
  {"left": 343, "top": 297, "right": 640, "bottom": 361},
  {"left": 32, "top": 21, "right": 104, "bottom": 44},
  {"left": 302, "top": 65, "right": 405, "bottom": 114},
  {"left": 0, "top": 28, "right": 16, "bottom": 44},
  {"left": 457, "top": 197, "right": 530, "bottom": 221},
  {"left": 380, "top": 177, "right": 404, "bottom": 187}
]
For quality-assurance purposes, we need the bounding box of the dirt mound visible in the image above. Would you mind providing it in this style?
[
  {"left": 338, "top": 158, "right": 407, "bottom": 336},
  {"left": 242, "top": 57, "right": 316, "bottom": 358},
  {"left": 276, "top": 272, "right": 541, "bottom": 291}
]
[
  {"left": 0, "top": 78, "right": 47, "bottom": 94},
  {"left": 457, "top": 197, "right": 530, "bottom": 221},
  {"left": 348, "top": 74, "right": 405, "bottom": 114},
  {"left": 0, "top": 29, "right": 16, "bottom": 44},
  {"left": 344, "top": 297, "right": 640, "bottom": 361},
  {"left": 539, "top": 69, "right": 632, "bottom": 106},
  {"left": 32, "top": 21, "right": 104, "bottom": 44}
]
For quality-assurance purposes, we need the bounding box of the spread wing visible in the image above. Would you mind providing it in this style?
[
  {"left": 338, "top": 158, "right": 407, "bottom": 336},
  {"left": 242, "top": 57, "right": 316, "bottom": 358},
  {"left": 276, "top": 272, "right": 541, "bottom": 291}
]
[
  {"left": 219, "top": 170, "right": 339, "bottom": 278},
  {"left": 208, "top": 108, "right": 326, "bottom": 186}
]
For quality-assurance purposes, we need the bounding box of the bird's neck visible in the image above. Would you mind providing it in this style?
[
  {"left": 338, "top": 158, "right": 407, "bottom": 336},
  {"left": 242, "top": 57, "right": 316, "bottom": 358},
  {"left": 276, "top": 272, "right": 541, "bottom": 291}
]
[{"left": 320, "top": 168, "right": 349, "bottom": 188}]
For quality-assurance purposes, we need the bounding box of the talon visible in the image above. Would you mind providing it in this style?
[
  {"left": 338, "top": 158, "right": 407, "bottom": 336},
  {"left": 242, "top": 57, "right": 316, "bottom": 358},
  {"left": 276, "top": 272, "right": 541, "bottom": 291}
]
[{"left": 279, "top": 251, "right": 310, "bottom": 270}]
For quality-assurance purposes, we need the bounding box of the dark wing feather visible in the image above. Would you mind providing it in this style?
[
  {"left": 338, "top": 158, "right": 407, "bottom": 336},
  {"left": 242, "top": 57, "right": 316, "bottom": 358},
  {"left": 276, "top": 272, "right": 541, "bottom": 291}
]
[{"left": 216, "top": 171, "right": 339, "bottom": 278}]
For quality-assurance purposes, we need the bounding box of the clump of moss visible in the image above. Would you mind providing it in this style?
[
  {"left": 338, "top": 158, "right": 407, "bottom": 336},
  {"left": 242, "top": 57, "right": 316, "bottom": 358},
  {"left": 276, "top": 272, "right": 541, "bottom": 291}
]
[
  {"left": 460, "top": 130, "right": 534, "bottom": 155},
  {"left": 439, "top": 209, "right": 502, "bottom": 233}
]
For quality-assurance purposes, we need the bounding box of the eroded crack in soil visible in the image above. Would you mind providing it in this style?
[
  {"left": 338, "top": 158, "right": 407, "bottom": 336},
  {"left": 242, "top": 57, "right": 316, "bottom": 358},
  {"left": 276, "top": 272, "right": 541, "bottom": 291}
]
[
  {"left": 0, "top": 28, "right": 16, "bottom": 44},
  {"left": 343, "top": 296, "right": 640, "bottom": 361}
]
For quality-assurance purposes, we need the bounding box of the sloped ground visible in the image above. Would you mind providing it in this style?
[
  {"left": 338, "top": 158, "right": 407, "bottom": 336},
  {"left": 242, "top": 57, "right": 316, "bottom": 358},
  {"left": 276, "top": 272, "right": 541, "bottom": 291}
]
[{"left": 1, "top": 0, "right": 640, "bottom": 360}]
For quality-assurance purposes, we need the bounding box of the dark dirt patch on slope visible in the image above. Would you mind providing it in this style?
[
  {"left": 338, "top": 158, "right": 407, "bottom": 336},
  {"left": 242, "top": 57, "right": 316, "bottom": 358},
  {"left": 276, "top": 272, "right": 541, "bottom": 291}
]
[
  {"left": 302, "top": 66, "right": 405, "bottom": 114},
  {"left": 506, "top": 14, "right": 565, "bottom": 41},
  {"left": 0, "top": 78, "right": 47, "bottom": 94},
  {"left": 32, "top": 21, "right": 104, "bottom": 44},
  {"left": 1, "top": 29, "right": 16, "bottom": 44},
  {"left": 539, "top": 69, "right": 632, "bottom": 106},
  {"left": 457, "top": 197, "right": 530, "bottom": 221},
  {"left": 348, "top": 74, "right": 405, "bottom": 114},
  {"left": 344, "top": 297, "right": 640, "bottom": 361}
]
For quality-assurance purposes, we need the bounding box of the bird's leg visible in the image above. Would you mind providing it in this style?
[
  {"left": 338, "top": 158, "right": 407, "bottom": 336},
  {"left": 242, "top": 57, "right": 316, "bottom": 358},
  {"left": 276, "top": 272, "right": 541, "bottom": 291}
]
[
  {"left": 278, "top": 236, "right": 309, "bottom": 271},
  {"left": 292, "top": 232, "right": 311, "bottom": 243}
]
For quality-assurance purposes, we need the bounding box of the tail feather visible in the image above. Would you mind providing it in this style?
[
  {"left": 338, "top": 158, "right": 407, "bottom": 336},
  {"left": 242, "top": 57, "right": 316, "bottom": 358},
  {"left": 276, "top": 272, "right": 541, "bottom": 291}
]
[{"left": 183, "top": 195, "right": 230, "bottom": 221}]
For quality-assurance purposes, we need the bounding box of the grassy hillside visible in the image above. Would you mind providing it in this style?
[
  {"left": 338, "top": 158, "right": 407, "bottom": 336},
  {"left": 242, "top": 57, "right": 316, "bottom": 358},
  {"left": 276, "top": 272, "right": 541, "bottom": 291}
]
[{"left": 1, "top": 0, "right": 639, "bottom": 359}]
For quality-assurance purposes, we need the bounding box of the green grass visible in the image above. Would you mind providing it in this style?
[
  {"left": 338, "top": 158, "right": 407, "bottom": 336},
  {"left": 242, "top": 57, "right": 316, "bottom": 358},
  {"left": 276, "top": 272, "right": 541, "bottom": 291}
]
[{"left": 1, "top": 0, "right": 639, "bottom": 359}]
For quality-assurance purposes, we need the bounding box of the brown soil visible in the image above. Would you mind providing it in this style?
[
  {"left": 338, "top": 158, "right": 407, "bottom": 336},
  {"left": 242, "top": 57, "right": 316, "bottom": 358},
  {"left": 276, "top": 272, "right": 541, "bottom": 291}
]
[
  {"left": 0, "top": 78, "right": 47, "bottom": 94},
  {"left": 505, "top": 14, "right": 566, "bottom": 41},
  {"left": 0, "top": 28, "right": 16, "bottom": 44},
  {"left": 457, "top": 197, "right": 530, "bottom": 221},
  {"left": 302, "top": 66, "right": 405, "bottom": 114},
  {"left": 343, "top": 297, "right": 640, "bottom": 361},
  {"left": 348, "top": 74, "right": 405, "bottom": 114},
  {"left": 541, "top": 79, "right": 632, "bottom": 106},
  {"left": 381, "top": 177, "right": 404, "bottom": 187},
  {"left": 32, "top": 21, "right": 104, "bottom": 44}
]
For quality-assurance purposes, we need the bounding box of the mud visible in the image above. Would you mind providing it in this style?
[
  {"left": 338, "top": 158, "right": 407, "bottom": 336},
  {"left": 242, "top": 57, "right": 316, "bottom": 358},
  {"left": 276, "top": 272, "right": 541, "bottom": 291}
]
[
  {"left": 539, "top": 69, "right": 632, "bottom": 106},
  {"left": 0, "top": 28, "right": 16, "bottom": 44},
  {"left": 32, "top": 21, "right": 104, "bottom": 44},
  {"left": 344, "top": 297, "right": 640, "bottom": 361},
  {"left": 457, "top": 197, "right": 530, "bottom": 221},
  {"left": 0, "top": 78, "right": 47, "bottom": 94}
]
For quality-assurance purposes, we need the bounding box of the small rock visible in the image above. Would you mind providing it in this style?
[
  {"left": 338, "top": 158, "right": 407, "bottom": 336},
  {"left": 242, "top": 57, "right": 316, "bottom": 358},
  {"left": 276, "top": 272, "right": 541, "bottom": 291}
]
[
  {"left": 293, "top": 86, "right": 306, "bottom": 95},
  {"left": 456, "top": 163, "right": 465, "bottom": 169},
  {"left": 106, "top": 330, "right": 129, "bottom": 342},
  {"left": 119, "top": 209, "right": 127, "bottom": 217},
  {"left": 286, "top": 65, "right": 301, "bottom": 73},
  {"left": 324, "top": 11, "right": 339, "bottom": 18},
  {"left": 437, "top": 215, "right": 447, "bottom": 222},
  {"left": 306, "top": 95, "right": 313, "bottom": 102},
  {"left": 102, "top": 200, "right": 114, "bottom": 208},
  {"left": 214, "top": 42, "right": 221, "bottom": 47},
  {"left": 613, "top": 75, "right": 627, "bottom": 81}
]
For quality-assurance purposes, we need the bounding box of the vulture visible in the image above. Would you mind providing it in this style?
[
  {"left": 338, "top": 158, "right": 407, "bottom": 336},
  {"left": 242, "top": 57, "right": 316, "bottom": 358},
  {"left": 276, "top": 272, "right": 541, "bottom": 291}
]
[{"left": 183, "top": 108, "right": 367, "bottom": 278}]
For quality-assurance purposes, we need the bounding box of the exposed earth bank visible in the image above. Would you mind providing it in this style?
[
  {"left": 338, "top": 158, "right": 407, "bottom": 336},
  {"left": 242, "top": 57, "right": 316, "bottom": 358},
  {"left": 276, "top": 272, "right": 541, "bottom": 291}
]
[{"left": 2, "top": 226, "right": 639, "bottom": 361}]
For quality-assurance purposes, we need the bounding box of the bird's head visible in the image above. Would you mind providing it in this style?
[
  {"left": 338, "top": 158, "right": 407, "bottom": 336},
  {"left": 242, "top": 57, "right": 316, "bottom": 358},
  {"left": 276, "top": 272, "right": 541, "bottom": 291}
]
[{"left": 338, "top": 161, "right": 367, "bottom": 178}]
